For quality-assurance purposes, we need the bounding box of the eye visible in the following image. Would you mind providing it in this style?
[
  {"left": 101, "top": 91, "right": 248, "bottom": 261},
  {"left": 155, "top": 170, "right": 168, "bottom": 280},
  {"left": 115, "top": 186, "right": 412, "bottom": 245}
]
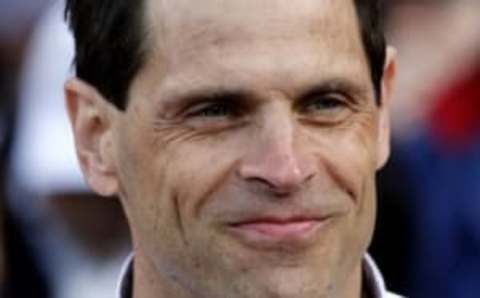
[
  {"left": 186, "top": 101, "right": 234, "bottom": 118},
  {"left": 299, "top": 93, "right": 352, "bottom": 124},
  {"left": 304, "top": 93, "right": 348, "bottom": 112},
  {"left": 308, "top": 95, "right": 346, "bottom": 110}
]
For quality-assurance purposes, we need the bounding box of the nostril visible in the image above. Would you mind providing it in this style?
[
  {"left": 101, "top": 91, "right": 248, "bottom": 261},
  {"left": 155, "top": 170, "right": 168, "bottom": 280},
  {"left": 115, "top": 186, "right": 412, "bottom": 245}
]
[
  {"left": 242, "top": 166, "right": 316, "bottom": 198},
  {"left": 237, "top": 122, "right": 317, "bottom": 196},
  {"left": 244, "top": 176, "right": 298, "bottom": 197},
  {"left": 238, "top": 150, "right": 317, "bottom": 196}
]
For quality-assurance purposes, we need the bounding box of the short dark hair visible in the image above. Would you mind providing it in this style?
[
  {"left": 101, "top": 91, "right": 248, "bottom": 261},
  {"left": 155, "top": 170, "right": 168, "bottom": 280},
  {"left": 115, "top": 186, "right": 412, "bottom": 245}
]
[
  {"left": 355, "top": 0, "right": 386, "bottom": 103},
  {"left": 65, "top": 0, "right": 147, "bottom": 109},
  {"left": 65, "top": 0, "right": 386, "bottom": 110}
]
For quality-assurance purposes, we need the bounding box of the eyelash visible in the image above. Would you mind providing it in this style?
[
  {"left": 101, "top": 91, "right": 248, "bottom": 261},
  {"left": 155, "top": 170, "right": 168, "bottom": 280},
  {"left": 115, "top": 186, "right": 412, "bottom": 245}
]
[
  {"left": 186, "top": 101, "right": 237, "bottom": 118},
  {"left": 302, "top": 93, "right": 349, "bottom": 112},
  {"left": 183, "top": 92, "right": 351, "bottom": 120}
]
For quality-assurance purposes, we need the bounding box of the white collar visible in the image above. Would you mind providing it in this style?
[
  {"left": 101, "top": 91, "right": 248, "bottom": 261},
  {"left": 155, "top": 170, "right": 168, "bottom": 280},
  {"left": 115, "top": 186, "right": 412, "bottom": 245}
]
[
  {"left": 117, "top": 254, "right": 403, "bottom": 298},
  {"left": 117, "top": 253, "right": 134, "bottom": 298},
  {"left": 362, "top": 254, "right": 403, "bottom": 298}
]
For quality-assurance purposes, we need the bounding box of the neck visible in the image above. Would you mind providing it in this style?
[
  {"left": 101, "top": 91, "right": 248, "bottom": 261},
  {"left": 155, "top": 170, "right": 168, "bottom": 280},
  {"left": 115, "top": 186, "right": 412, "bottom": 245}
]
[
  {"left": 133, "top": 251, "right": 193, "bottom": 298},
  {"left": 132, "top": 252, "right": 366, "bottom": 298},
  {"left": 341, "top": 263, "right": 364, "bottom": 298}
]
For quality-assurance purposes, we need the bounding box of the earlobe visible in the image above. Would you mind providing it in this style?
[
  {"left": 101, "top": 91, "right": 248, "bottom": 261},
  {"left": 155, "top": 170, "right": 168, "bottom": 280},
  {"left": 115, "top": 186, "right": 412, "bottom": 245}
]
[
  {"left": 376, "top": 46, "right": 397, "bottom": 169},
  {"left": 65, "top": 78, "right": 119, "bottom": 197}
]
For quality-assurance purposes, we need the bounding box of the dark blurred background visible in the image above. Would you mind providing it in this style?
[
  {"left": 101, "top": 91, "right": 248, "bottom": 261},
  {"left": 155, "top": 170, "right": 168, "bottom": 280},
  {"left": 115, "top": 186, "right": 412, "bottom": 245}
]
[
  {"left": 0, "top": 1, "right": 130, "bottom": 298},
  {"left": 0, "top": 0, "right": 479, "bottom": 297}
]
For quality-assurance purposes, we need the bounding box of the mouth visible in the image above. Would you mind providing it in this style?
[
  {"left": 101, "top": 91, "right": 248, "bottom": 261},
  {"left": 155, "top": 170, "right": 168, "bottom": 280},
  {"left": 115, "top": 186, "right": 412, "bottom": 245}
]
[{"left": 226, "top": 215, "right": 334, "bottom": 250}]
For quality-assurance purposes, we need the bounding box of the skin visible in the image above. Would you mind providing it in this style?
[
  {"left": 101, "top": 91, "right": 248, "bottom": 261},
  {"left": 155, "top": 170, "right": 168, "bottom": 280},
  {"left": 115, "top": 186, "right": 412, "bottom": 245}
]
[{"left": 65, "top": 0, "right": 396, "bottom": 297}]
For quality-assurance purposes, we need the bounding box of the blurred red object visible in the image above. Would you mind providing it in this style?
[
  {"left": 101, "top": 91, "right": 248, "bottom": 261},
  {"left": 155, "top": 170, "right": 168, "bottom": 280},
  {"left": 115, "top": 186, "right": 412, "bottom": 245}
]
[{"left": 429, "top": 61, "right": 480, "bottom": 148}]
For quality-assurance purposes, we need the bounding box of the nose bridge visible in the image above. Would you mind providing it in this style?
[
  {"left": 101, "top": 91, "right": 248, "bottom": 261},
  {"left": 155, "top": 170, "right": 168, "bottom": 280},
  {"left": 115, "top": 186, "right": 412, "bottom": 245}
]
[
  {"left": 239, "top": 101, "right": 316, "bottom": 193},
  {"left": 260, "top": 100, "right": 294, "bottom": 147}
]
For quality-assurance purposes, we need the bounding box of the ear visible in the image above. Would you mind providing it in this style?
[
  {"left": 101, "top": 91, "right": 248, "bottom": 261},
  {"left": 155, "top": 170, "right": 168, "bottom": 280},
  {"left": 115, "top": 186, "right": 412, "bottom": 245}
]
[
  {"left": 65, "top": 78, "right": 119, "bottom": 197},
  {"left": 376, "top": 46, "right": 397, "bottom": 170}
]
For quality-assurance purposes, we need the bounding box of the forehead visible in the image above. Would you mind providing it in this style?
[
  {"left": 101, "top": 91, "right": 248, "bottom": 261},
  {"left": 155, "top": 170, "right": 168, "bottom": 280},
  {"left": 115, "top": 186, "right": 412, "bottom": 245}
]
[
  {"left": 135, "top": 0, "right": 369, "bottom": 98},
  {"left": 147, "top": 0, "right": 357, "bottom": 38}
]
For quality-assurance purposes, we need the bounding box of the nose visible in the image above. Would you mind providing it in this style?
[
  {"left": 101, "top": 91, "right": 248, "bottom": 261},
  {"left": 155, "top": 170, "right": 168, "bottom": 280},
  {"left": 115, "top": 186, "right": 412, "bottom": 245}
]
[{"left": 238, "top": 106, "right": 316, "bottom": 196}]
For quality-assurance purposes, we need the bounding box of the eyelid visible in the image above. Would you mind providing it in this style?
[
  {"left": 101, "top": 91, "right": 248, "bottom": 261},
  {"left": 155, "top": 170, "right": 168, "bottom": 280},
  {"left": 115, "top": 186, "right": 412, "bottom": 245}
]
[
  {"left": 297, "top": 80, "right": 368, "bottom": 105},
  {"left": 297, "top": 90, "right": 350, "bottom": 111},
  {"left": 295, "top": 90, "right": 356, "bottom": 127},
  {"left": 309, "top": 91, "right": 349, "bottom": 101},
  {"left": 176, "top": 91, "right": 248, "bottom": 115},
  {"left": 184, "top": 100, "right": 232, "bottom": 117}
]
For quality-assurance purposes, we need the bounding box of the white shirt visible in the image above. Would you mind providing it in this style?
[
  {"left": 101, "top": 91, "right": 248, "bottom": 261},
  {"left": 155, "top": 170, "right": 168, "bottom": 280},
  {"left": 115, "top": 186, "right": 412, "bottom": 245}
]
[{"left": 117, "top": 254, "right": 404, "bottom": 298}]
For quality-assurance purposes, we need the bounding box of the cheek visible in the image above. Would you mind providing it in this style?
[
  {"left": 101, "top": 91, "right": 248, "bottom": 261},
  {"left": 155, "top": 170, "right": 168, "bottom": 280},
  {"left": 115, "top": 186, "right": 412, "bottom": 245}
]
[
  {"left": 114, "top": 128, "right": 172, "bottom": 237},
  {"left": 307, "top": 120, "right": 379, "bottom": 266},
  {"left": 305, "top": 112, "right": 380, "bottom": 253},
  {"left": 329, "top": 116, "right": 379, "bottom": 244},
  {"left": 166, "top": 136, "right": 244, "bottom": 224},
  {"left": 310, "top": 122, "right": 379, "bottom": 206},
  {"left": 116, "top": 101, "right": 249, "bottom": 236}
]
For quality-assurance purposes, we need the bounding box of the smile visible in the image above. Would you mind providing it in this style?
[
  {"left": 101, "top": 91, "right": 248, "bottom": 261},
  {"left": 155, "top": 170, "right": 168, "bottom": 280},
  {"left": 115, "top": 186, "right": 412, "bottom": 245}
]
[{"left": 226, "top": 216, "right": 334, "bottom": 250}]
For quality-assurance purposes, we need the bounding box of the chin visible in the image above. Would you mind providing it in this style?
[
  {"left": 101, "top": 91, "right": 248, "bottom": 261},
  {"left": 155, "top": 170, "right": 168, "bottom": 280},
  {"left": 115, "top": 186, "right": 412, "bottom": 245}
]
[{"left": 218, "top": 266, "right": 334, "bottom": 298}]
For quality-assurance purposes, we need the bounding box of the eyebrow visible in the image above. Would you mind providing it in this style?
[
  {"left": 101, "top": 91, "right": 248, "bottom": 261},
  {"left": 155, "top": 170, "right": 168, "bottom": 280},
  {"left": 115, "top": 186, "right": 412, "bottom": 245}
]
[
  {"left": 169, "top": 87, "right": 250, "bottom": 105},
  {"left": 185, "top": 88, "right": 249, "bottom": 103}
]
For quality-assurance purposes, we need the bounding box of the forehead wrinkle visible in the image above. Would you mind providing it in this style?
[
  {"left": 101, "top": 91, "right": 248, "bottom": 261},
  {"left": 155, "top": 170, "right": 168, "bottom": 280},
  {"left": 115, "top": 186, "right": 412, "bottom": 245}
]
[
  {"left": 140, "top": 0, "right": 366, "bottom": 86},
  {"left": 145, "top": 0, "right": 360, "bottom": 49},
  {"left": 138, "top": 0, "right": 369, "bottom": 103}
]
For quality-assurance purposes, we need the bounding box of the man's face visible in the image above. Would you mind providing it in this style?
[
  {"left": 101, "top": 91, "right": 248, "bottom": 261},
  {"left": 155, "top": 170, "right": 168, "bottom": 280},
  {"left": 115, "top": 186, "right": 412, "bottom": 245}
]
[{"left": 109, "top": 0, "right": 390, "bottom": 297}]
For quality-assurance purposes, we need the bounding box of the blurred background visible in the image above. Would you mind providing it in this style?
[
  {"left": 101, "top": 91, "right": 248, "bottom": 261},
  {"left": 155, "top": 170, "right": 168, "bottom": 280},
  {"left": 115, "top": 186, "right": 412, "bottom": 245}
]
[{"left": 0, "top": 0, "right": 479, "bottom": 297}]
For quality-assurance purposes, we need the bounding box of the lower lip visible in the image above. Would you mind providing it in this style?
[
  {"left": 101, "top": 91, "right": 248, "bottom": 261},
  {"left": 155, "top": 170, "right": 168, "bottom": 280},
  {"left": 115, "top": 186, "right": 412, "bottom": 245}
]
[{"left": 227, "top": 219, "right": 329, "bottom": 249}]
